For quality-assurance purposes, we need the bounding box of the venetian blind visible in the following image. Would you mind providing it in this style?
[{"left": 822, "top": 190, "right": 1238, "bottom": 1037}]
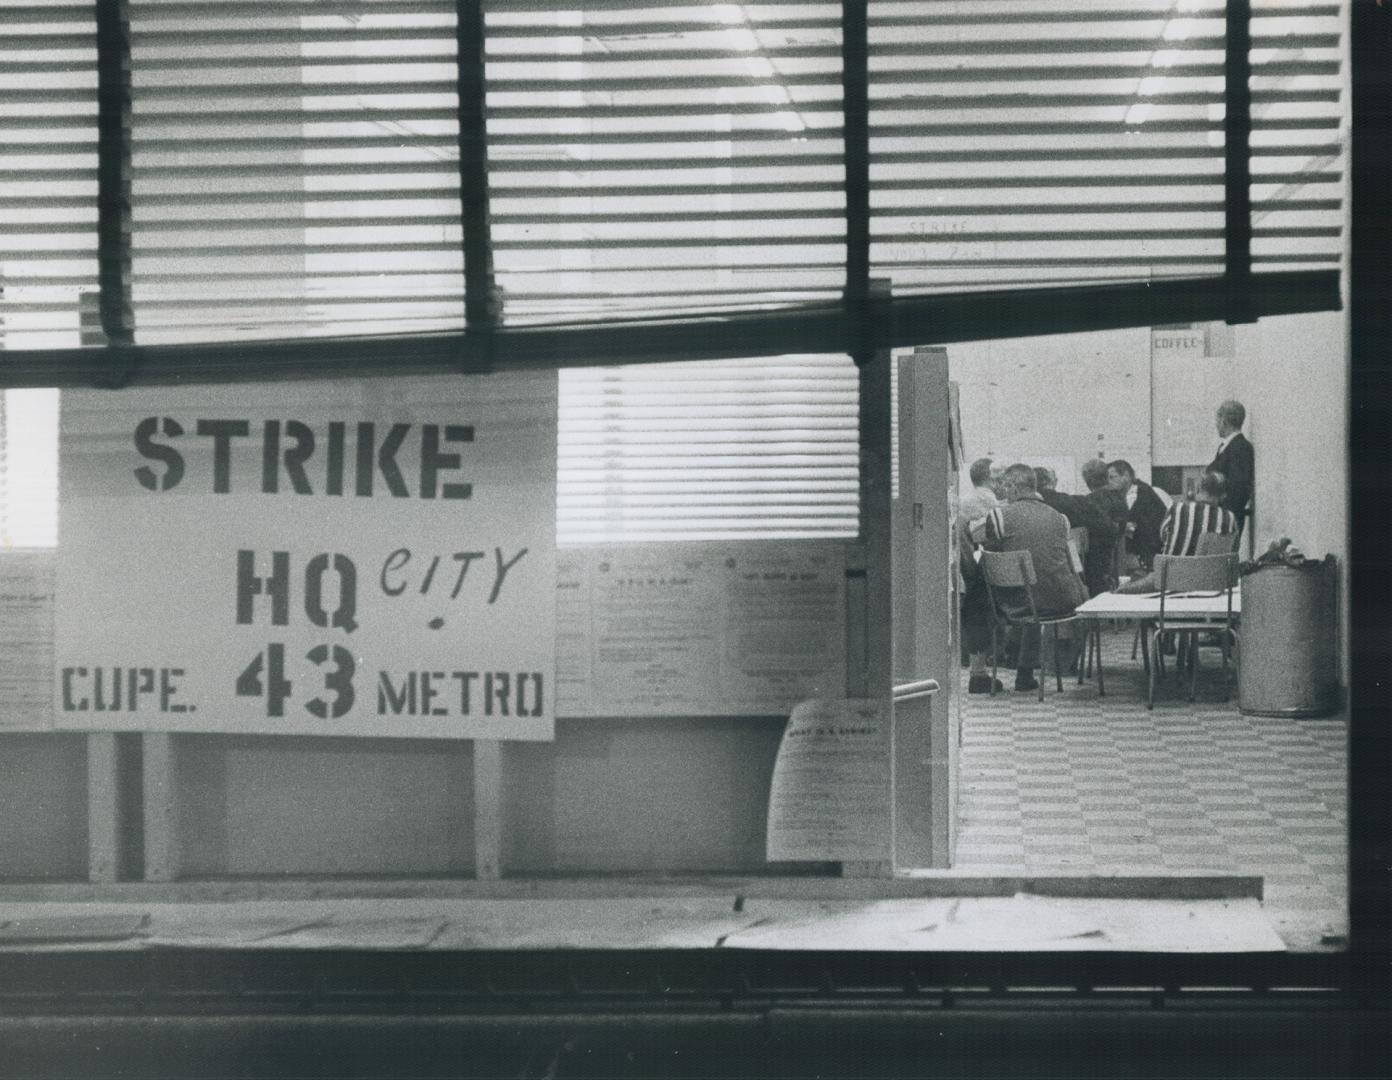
[
  {"left": 484, "top": 1, "right": 846, "bottom": 326},
  {"left": 867, "top": 0, "right": 1342, "bottom": 296},
  {"left": 0, "top": 1, "right": 98, "bottom": 350},
  {"left": 557, "top": 354, "right": 859, "bottom": 543},
  {"left": 128, "top": 0, "right": 466, "bottom": 345},
  {"left": 1250, "top": 0, "right": 1344, "bottom": 275}
]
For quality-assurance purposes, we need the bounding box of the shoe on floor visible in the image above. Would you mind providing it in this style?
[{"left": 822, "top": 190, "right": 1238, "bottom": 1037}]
[
  {"left": 1014, "top": 674, "right": 1040, "bottom": 692},
  {"left": 968, "top": 675, "right": 1004, "bottom": 694}
]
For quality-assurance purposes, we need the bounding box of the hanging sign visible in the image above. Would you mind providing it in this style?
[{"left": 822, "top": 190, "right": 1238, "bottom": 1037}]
[{"left": 55, "top": 372, "right": 557, "bottom": 740}]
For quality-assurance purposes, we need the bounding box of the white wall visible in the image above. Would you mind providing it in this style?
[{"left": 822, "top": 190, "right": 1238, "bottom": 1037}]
[
  {"left": 1233, "top": 310, "right": 1350, "bottom": 687},
  {"left": 1232, "top": 311, "right": 1348, "bottom": 568},
  {"left": 951, "top": 328, "right": 1153, "bottom": 491}
]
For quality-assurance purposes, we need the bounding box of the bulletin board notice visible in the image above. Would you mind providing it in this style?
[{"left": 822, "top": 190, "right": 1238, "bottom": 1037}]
[
  {"left": 0, "top": 549, "right": 55, "bottom": 731},
  {"left": 765, "top": 698, "right": 891, "bottom": 863},
  {"left": 557, "top": 541, "right": 847, "bottom": 717},
  {"left": 54, "top": 373, "right": 558, "bottom": 741}
]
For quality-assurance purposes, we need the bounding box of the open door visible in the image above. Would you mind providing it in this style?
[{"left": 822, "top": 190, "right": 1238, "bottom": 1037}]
[{"left": 892, "top": 346, "right": 960, "bottom": 870}]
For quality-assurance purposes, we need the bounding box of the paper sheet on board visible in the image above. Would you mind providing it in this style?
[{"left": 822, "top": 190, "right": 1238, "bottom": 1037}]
[{"left": 766, "top": 699, "right": 891, "bottom": 863}]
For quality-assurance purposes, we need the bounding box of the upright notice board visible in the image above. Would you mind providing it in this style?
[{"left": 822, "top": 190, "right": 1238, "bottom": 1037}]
[
  {"left": 55, "top": 372, "right": 558, "bottom": 740},
  {"left": 556, "top": 541, "right": 846, "bottom": 717}
]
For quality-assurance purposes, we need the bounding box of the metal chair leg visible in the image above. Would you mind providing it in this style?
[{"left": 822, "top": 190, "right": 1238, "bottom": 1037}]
[
  {"left": 1052, "top": 626, "right": 1063, "bottom": 692},
  {"left": 1146, "top": 629, "right": 1158, "bottom": 709},
  {"left": 1221, "top": 626, "right": 1232, "bottom": 701},
  {"left": 1188, "top": 631, "right": 1199, "bottom": 702},
  {"left": 989, "top": 624, "right": 998, "bottom": 696},
  {"left": 1037, "top": 625, "right": 1045, "bottom": 703},
  {"left": 1096, "top": 626, "right": 1105, "bottom": 696}
]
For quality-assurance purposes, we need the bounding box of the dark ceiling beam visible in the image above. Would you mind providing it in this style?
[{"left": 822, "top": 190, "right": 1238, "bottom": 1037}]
[{"left": 0, "top": 270, "right": 1339, "bottom": 389}]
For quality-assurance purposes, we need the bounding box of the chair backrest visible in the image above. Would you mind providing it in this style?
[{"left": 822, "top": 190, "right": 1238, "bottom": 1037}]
[
  {"left": 978, "top": 549, "right": 1040, "bottom": 622},
  {"left": 1068, "top": 525, "right": 1089, "bottom": 560},
  {"left": 979, "top": 548, "right": 1037, "bottom": 589},
  {"left": 1194, "top": 530, "right": 1240, "bottom": 556},
  {"left": 1154, "top": 552, "right": 1238, "bottom": 594}
]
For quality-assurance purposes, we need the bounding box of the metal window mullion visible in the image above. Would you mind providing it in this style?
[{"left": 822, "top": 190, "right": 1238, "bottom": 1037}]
[
  {"left": 1225, "top": 0, "right": 1254, "bottom": 324},
  {"left": 842, "top": 0, "right": 873, "bottom": 362},
  {"left": 457, "top": 0, "right": 494, "bottom": 368},
  {"left": 96, "top": 0, "right": 134, "bottom": 353}
]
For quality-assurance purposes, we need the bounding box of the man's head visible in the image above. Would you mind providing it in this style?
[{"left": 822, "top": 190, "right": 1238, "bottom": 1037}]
[
  {"left": 1033, "top": 466, "right": 1057, "bottom": 493},
  {"left": 1080, "top": 458, "right": 1110, "bottom": 492},
  {"left": 968, "top": 457, "right": 994, "bottom": 488},
  {"left": 1106, "top": 460, "right": 1136, "bottom": 493},
  {"left": 1197, "top": 470, "right": 1227, "bottom": 505},
  {"left": 1215, "top": 399, "right": 1246, "bottom": 438},
  {"left": 1001, "top": 463, "right": 1038, "bottom": 500}
]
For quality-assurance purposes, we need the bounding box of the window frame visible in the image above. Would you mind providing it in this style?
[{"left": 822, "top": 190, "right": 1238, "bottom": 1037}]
[{"left": 0, "top": 0, "right": 1381, "bottom": 1000}]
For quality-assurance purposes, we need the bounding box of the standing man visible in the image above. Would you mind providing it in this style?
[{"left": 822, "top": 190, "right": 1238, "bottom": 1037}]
[
  {"left": 1106, "top": 459, "right": 1168, "bottom": 571},
  {"left": 1208, "top": 399, "right": 1254, "bottom": 536},
  {"left": 1033, "top": 466, "right": 1119, "bottom": 596},
  {"left": 1082, "top": 458, "right": 1127, "bottom": 592},
  {"left": 959, "top": 456, "right": 1000, "bottom": 523},
  {"left": 972, "top": 464, "right": 1088, "bottom": 692},
  {"left": 958, "top": 457, "right": 1002, "bottom": 693}
]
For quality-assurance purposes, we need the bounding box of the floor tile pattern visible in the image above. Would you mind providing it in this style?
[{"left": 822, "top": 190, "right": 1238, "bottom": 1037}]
[{"left": 953, "top": 632, "right": 1347, "bottom": 951}]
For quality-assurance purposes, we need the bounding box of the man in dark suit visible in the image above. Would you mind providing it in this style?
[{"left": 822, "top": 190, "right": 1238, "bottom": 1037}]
[
  {"left": 1081, "top": 458, "right": 1127, "bottom": 593},
  {"left": 1034, "top": 466, "right": 1118, "bottom": 596},
  {"left": 1208, "top": 399, "right": 1254, "bottom": 535},
  {"left": 1106, "top": 459, "right": 1168, "bottom": 571}
]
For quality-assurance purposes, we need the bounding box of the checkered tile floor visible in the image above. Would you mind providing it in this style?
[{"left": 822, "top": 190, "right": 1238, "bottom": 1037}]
[{"left": 953, "top": 630, "right": 1347, "bottom": 951}]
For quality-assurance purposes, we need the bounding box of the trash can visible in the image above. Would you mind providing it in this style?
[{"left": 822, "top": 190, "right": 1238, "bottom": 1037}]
[{"left": 1238, "top": 556, "right": 1340, "bottom": 717}]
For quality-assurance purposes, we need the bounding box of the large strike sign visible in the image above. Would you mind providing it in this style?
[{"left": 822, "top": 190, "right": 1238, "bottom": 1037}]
[{"left": 55, "top": 373, "right": 557, "bottom": 740}]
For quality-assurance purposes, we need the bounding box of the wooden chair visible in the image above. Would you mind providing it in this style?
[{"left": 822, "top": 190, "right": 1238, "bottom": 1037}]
[
  {"left": 1146, "top": 553, "right": 1239, "bottom": 709},
  {"left": 979, "top": 549, "right": 1079, "bottom": 702}
]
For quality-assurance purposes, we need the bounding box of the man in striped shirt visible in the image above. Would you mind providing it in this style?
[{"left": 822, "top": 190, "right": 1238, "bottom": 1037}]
[
  {"left": 1160, "top": 471, "right": 1239, "bottom": 557},
  {"left": 1117, "top": 471, "right": 1238, "bottom": 593}
]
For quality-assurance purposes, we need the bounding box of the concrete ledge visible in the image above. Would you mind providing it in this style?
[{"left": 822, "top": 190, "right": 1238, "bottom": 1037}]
[{"left": 0, "top": 873, "right": 1264, "bottom": 905}]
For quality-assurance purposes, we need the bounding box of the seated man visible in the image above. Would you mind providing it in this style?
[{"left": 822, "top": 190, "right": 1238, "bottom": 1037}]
[
  {"left": 1035, "top": 465, "right": 1119, "bottom": 597},
  {"left": 972, "top": 463, "right": 1089, "bottom": 691},
  {"left": 1106, "top": 459, "right": 1168, "bottom": 571},
  {"left": 1117, "top": 471, "right": 1239, "bottom": 593}
]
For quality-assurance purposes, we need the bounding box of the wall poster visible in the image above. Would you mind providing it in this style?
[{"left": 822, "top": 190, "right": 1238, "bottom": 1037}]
[
  {"left": 0, "top": 549, "right": 55, "bottom": 730},
  {"left": 55, "top": 373, "right": 557, "bottom": 740},
  {"left": 765, "top": 698, "right": 891, "bottom": 863},
  {"left": 556, "top": 541, "right": 846, "bottom": 717}
]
